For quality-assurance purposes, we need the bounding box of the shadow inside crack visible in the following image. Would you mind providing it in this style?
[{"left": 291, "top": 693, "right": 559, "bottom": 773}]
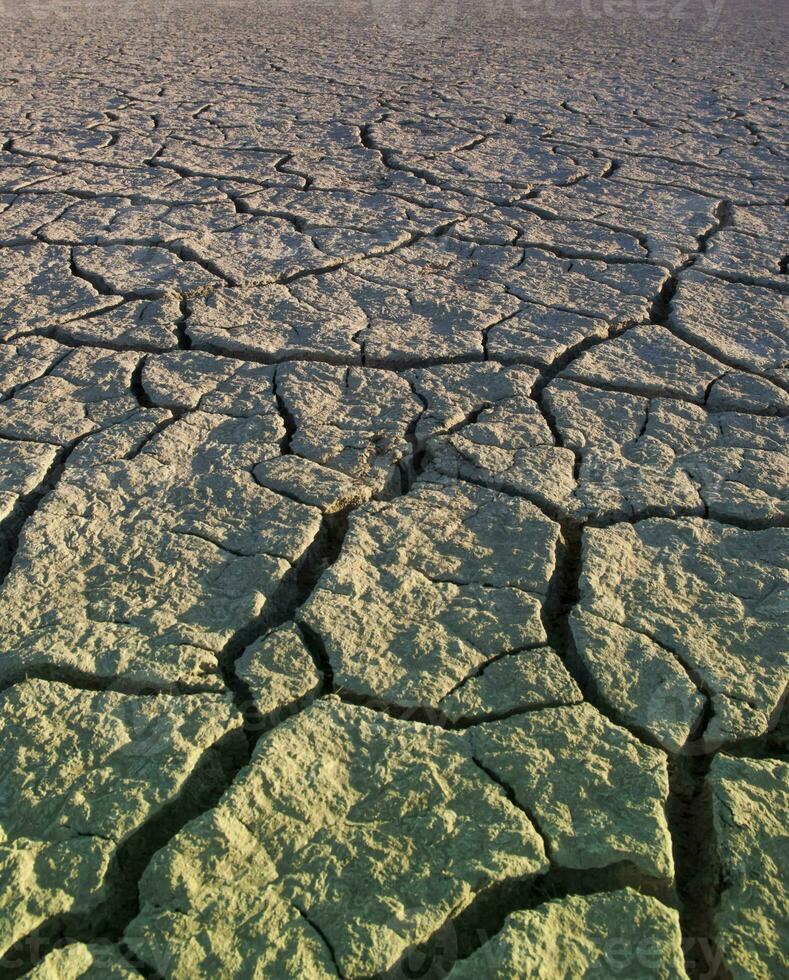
[
  {"left": 0, "top": 728, "right": 248, "bottom": 979},
  {"left": 372, "top": 861, "right": 676, "bottom": 980}
]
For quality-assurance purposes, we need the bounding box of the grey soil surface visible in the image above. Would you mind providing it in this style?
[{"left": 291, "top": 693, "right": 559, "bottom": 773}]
[{"left": 0, "top": 1, "right": 786, "bottom": 977}]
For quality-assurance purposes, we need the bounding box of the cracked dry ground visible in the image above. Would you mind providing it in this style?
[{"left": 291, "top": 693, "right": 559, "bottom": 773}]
[{"left": 0, "top": 0, "right": 787, "bottom": 977}]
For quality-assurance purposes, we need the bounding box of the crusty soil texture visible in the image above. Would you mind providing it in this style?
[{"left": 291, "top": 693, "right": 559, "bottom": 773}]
[{"left": 0, "top": 1, "right": 786, "bottom": 977}]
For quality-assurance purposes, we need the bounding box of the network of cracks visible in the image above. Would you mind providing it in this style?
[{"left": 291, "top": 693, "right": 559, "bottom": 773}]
[{"left": 0, "top": 2, "right": 786, "bottom": 978}]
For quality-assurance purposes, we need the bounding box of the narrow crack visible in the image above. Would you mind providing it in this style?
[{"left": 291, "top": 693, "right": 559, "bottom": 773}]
[
  {"left": 0, "top": 435, "right": 89, "bottom": 588},
  {"left": 217, "top": 499, "right": 357, "bottom": 734},
  {"left": 399, "top": 377, "right": 428, "bottom": 492},
  {"left": 68, "top": 247, "right": 121, "bottom": 297},
  {"left": 437, "top": 644, "right": 546, "bottom": 703},
  {"left": 697, "top": 266, "right": 789, "bottom": 294},
  {"left": 471, "top": 756, "right": 555, "bottom": 863},
  {"left": 124, "top": 413, "right": 181, "bottom": 462},
  {"left": 614, "top": 620, "right": 717, "bottom": 753},
  {"left": 538, "top": 518, "right": 595, "bottom": 703},
  {"left": 723, "top": 689, "right": 789, "bottom": 761},
  {"left": 0, "top": 344, "right": 73, "bottom": 405},
  {"left": 548, "top": 370, "right": 787, "bottom": 418},
  {"left": 293, "top": 904, "right": 345, "bottom": 980}
]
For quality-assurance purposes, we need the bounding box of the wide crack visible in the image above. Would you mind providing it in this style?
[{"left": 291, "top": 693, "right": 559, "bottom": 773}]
[
  {"left": 375, "top": 862, "right": 676, "bottom": 980},
  {"left": 0, "top": 729, "right": 249, "bottom": 980}
]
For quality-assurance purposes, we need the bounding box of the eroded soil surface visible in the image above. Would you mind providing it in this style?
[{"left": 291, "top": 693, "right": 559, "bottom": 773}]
[{"left": 0, "top": 1, "right": 786, "bottom": 977}]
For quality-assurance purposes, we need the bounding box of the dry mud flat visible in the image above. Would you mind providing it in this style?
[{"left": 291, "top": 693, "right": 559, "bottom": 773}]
[{"left": 0, "top": 0, "right": 787, "bottom": 977}]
